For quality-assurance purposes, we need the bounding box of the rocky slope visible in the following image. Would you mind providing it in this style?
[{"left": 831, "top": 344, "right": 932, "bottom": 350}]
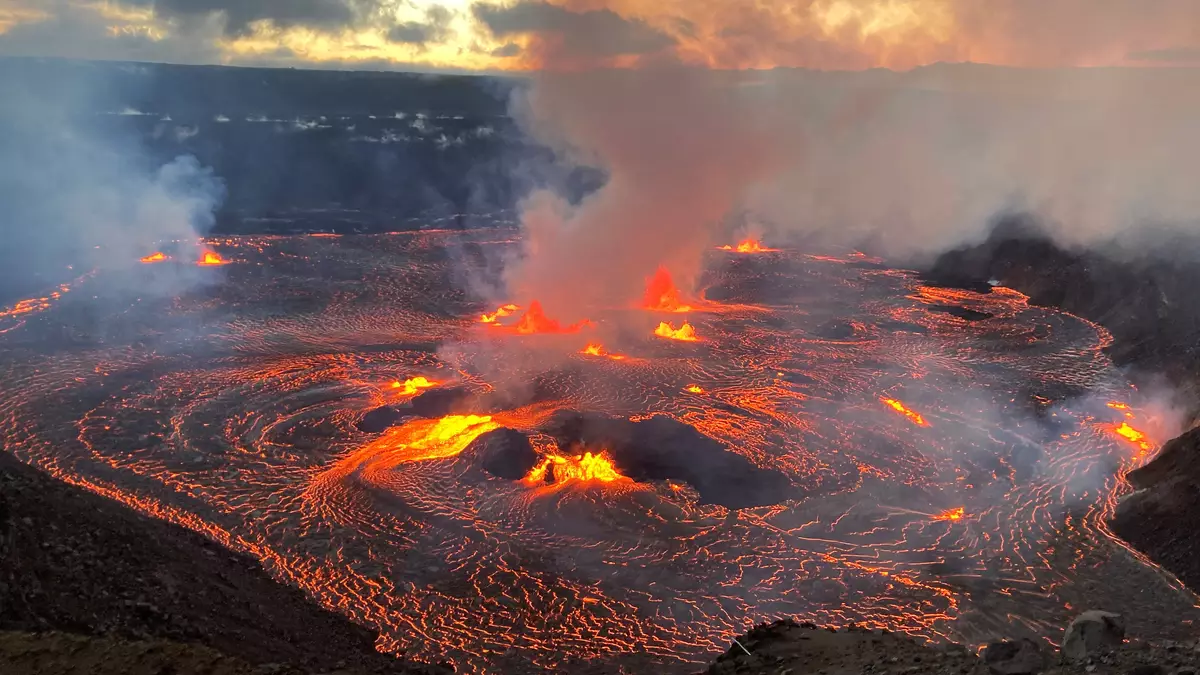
[
  {"left": 703, "top": 615, "right": 1200, "bottom": 675},
  {"left": 0, "top": 450, "right": 446, "bottom": 674}
]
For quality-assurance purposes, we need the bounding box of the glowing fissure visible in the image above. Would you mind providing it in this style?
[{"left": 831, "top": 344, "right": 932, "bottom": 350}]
[{"left": 881, "top": 397, "right": 929, "bottom": 427}]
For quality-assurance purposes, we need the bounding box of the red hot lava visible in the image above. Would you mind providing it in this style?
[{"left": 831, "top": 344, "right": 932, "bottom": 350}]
[
  {"left": 643, "top": 267, "right": 693, "bottom": 313},
  {"left": 140, "top": 252, "right": 168, "bottom": 263},
  {"left": 198, "top": 251, "right": 228, "bottom": 266},
  {"left": 514, "top": 301, "right": 588, "bottom": 335},
  {"left": 719, "top": 239, "right": 777, "bottom": 253}
]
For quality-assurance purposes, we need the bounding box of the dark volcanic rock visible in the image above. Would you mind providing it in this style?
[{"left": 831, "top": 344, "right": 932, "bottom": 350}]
[
  {"left": 408, "top": 387, "right": 474, "bottom": 418},
  {"left": 465, "top": 428, "right": 538, "bottom": 480},
  {"left": 0, "top": 451, "right": 443, "bottom": 674},
  {"left": 1112, "top": 427, "right": 1200, "bottom": 590},
  {"left": 1061, "top": 611, "right": 1126, "bottom": 662},
  {"left": 543, "top": 411, "right": 794, "bottom": 509},
  {"left": 983, "top": 638, "right": 1047, "bottom": 675},
  {"left": 357, "top": 406, "right": 406, "bottom": 433},
  {"left": 930, "top": 304, "right": 994, "bottom": 321}
]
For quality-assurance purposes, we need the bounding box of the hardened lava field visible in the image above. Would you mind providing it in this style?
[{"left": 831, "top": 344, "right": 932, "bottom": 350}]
[{"left": 0, "top": 229, "right": 1195, "bottom": 674}]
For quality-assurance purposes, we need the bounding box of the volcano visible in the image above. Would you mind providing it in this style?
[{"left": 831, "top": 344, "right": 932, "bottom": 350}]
[{"left": 0, "top": 231, "right": 1190, "bottom": 674}]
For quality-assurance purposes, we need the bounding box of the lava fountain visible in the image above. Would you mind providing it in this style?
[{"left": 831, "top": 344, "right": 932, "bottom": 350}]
[
  {"left": 654, "top": 321, "right": 698, "bottom": 342},
  {"left": 643, "top": 267, "right": 693, "bottom": 313},
  {"left": 719, "top": 239, "right": 777, "bottom": 253}
]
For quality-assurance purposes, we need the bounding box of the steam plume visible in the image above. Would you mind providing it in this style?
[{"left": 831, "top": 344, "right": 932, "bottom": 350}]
[
  {"left": 504, "top": 64, "right": 1200, "bottom": 309},
  {"left": 0, "top": 61, "right": 225, "bottom": 299}
]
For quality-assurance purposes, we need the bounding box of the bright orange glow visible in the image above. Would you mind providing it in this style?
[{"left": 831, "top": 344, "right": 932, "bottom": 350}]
[
  {"left": 654, "top": 321, "right": 698, "bottom": 342},
  {"left": 933, "top": 507, "right": 964, "bottom": 521},
  {"left": 643, "top": 267, "right": 692, "bottom": 313},
  {"left": 513, "top": 300, "right": 588, "bottom": 335},
  {"left": 1112, "top": 421, "right": 1154, "bottom": 456},
  {"left": 524, "top": 450, "right": 624, "bottom": 485},
  {"left": 363, "top": 414, "right": 499, "bottom": 463},
  {"left": 480, "top": 304, "right": 520, "bottom": 324},
  {"left": 719, "top": 239, "right": 778, "bottom": 254},
  {"left": 198, "top": 251, "right": 227, "bottom": 266},
  {"left": 580, "top": 343, "right": 626, "bottom": 361},
  {"left": 881, "top": 398, "right": 929, "bottom": 427},
  {"left": 140, "top": 252, "right": 167, "bottom": 263},
  {"left": 685, "top": 385, "right": 704, "bottom": 394},
  {"left": 389, "top": 376, "right": 438, "bottom": 396},
  {"left": 1107, "top": 401, "right": 1130, "bottom": 411}
]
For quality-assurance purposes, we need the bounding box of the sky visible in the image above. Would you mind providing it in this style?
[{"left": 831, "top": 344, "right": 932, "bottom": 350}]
[{"left": 1, "top": 0, "right": 1200, "bottom": 72}]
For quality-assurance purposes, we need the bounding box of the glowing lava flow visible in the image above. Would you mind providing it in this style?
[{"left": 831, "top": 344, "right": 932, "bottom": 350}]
[
  {"left": 580, "top": 343, "right": 626, "bottom": 361},
  {"left": 719, "top": 239, "right": 777, "bottom": 253},
  {"left": 654, "top": 321, "right": 698, "bottom": 342},
  {"left": 881, "top": 398, "right": 930, "bottom": 427},
  {"left": 524, "top": 451, "right": 624, "bottom": 485},
  {"left": 1113, "top": 421, "right": 1154, "bottom": 455},
  {"left": 933, "top": 507, "right": 965, "bottom": 521},
  {"left": 643, "top": 267, "right": 693, "bottom": 313},
  {"left": 513, "top": 301, "right": 588, "bottom": 335},
  {"left": 361, "top": 415, "right": 499, "bottom": 463},
  {"left": 684, "top": 384, "right": 704, "bottom": 394},
  {"left": 390, "top": 376, "right": 438, "bottom": 396},
  {"left": 480, "top": 304, "right": 520, "bottom": 324},
  {"left": 198, "top": 251, "right": 228, "bottom": 266},
  {"left": 140, "top": 252, "right": 168, "bottom": 263}
]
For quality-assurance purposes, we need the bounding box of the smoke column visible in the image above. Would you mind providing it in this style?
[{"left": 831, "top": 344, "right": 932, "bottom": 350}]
[
  {"left": 505, "top": 64, "right": 1200, "bottom": 306},
  {"left": 0, "top": 60, "right": 225, "bottom": 301}
]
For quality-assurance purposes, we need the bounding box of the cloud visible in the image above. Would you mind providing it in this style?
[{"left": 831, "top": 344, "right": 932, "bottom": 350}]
[
  {"left": 386, "top": 5, "right": 454, "bottom": 46},
  {"left": 490, "top": 42, "right": 520, "bottom": 58},
  {"left": 148, "top": 0, "right": 379, "bottom": 35},
  {"left": 472, "top": 1, "right": 675, "bottom": 66},
  {"left": 0, "top": 2, "right": 223, "bottom": 64}
]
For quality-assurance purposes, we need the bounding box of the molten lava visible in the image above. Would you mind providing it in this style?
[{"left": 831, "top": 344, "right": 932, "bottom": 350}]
[
  {"left": 654, "top": 321, "right": 698, "bottom": 342},
  {"left": 1113, "top": 421, "right": 1153, "bottom": 454},
  {"left": 934, "top": 507, "right": 965, "bottom": 521},
  {"left": 390, "top": 376, "right": 438, "bottom": 396},
  {"left": 364, "top": 414, "right": 499, "bottom": 463},
  {"left": 643, "top": 267, "right": 692, "bottom": 313},
  {"left": 881, "top": 398, "right": 930, "bottom": 427},
  {"left": 684, "top": 384, "right": 704, "bottom": 394},
  {"left": 719, "top": 239, "right": 777, "bottom": 254},
  {"left": 198, "top": 251, "right": 227, "bottom": 266},
  {"left": 140, "top": 252, "right": 168, "bottom": 263},
  {"left": 580, "top": 343, "right": 626, "bottom": 361},
  {"left": 513, "top": 301, "right": 587, "bottom": 335},
  {"left": 524, "top": 450, "right": 624, "bottom": 485},
  {"left": 480, "top": 304, "right": 520, "bottom": 325}
]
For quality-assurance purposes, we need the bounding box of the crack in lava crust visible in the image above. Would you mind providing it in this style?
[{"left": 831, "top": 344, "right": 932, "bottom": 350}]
[{"left": 0, "top": 229, "right": 1196, "bottom": 674}]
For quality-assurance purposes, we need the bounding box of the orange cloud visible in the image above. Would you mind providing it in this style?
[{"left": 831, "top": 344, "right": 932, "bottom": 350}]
[{"left": 535, "top": 0, "right": 1200, "bottom": 70}]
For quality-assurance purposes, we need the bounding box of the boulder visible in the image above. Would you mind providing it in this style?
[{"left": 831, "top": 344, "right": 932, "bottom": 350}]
[
  {"left": 1061, "top": 611, "right": 1125, "bottom": 662},
  {"left": 982, "top": 638, "right": 1046, "bottom": 675},
  {"left": 466, "top": 428, "right": 538, "bottom": 480},
  {"left": 356, "top": 406, "right": 405, "bottom": 433}
]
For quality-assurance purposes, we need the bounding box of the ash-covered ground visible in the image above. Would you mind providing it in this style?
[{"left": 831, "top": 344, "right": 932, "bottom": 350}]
[{"left": 0, "top": 230, "right": 1195, "bottom": 673}]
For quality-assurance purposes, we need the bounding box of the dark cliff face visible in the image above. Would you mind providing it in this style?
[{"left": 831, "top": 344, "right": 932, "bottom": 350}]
[
  {"left": 927, "top": 218, "right": 1200, "bottom": 392},
  {"left": 1111, "top": 427, "right": 1200, "bottom": 590}
]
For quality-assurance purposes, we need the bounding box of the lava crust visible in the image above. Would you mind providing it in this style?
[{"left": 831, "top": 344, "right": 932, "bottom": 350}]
[{"left": 544, "top": 410, "right": 794, "bottom": 508}]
